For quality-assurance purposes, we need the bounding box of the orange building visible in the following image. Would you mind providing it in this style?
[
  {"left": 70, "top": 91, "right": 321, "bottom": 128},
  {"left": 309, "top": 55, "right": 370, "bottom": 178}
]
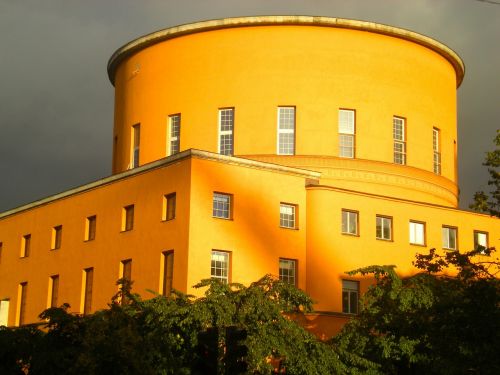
[{"left": 0, "top": 16, "right": 498, "bottom": 337}]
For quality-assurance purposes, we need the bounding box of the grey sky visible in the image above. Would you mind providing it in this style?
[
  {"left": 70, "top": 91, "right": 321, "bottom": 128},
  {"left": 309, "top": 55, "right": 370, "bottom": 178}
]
[{"left": 0, "top": 0, "right": 499, "bottom": 212}]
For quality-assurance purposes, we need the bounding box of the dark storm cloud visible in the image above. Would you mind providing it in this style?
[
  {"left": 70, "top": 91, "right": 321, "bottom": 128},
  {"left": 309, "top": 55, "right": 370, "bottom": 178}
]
[{"left": 0, "top": 0, "right": 499, "bottom": 211}]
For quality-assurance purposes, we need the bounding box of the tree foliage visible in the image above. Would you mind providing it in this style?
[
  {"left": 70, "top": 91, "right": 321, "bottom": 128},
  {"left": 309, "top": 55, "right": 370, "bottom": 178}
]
[
  {"left": 333, "top": 247, "right": 500, "bottom": 375},
  {"left": 0, "top": 276, "right": 344, "bottom": 374},
  {"left": 470, "top": 129, "right": 500, "bottom": 217}
]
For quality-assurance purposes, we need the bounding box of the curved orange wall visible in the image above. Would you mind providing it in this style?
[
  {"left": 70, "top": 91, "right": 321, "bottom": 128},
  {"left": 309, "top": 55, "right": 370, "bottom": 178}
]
[{"left": 111, "top": 24, "right": 459, "bottom": 206}]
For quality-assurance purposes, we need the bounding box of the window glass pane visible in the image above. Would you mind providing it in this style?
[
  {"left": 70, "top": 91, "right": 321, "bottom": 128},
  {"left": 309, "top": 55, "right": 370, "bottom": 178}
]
[
  {"left": 279, "top": 259, "right": 296, "bottom": 285},
  {"left": 211, "top": 251, "right": 229, "bottom": 283},
  {"left": 280, "top": 204, "right": 296, "bottom": 228},
  {"left": 339, "top": 110, "right": 354, "bottom": 134},
  {"left": 213, "top": 193, "right": 231, "bottom": 219}
]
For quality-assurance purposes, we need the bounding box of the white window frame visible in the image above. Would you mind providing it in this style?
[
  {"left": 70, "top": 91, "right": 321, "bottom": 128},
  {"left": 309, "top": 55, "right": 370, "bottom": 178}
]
[
  {"left": 279, "top": 258, "right": 297, "bottom": 286},
  {"left": 277, "top": 107, "right": 295, "bottom": 155},
  {"left": 433, "top": 127, "right": 441, "bottom": 174},
  {"left": 409, "top": 221, "right": 425, "bottom": 245},
  {"left": 218, "top": 108, "right": 234, "bottom": 156},
  {"left": 474, "top": 231, "right": 488, "bottom": 253},
  {"left": 393, "top": 117, "right": 406, "bottom": 165},
  {"left": 342, "top": 210, "right": 358, "bottom": 236},
  {"left": 280, "top": 203, "right": 297, "bottom": 229},
  {"left": 342, "top": 280, "right": 359, "bottom": 314},
  {"left": 339, "top": 109, "right": 355, "bottom": 158},
  {"left": 376, "top": 215, "right": 392, "bottom": 241},
  {"left": 211, "top": 250, "right": 230, "bottom": 284},
  {"left": 168, "top": 114, "right": 181, "bottom": 156},
  {"left": 442, "top": 226, "right": 458, "bottom": 250},
  {"left": 212, "top": 192, "right": 231, "bottom": 219}
]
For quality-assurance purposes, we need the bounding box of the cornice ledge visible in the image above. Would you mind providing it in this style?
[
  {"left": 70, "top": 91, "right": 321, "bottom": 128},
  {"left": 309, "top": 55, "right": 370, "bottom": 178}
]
[{"left": 107, "top": 15, "right": 464, "bottom": 87}]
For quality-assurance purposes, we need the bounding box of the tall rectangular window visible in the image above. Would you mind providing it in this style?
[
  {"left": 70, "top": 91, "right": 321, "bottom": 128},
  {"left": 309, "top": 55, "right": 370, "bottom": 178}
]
[
  {"left": 280, "top": 203, "right": 297, "bottom": 229},
  {"left": 0, "top": 242, "right": 2, "bottom": 264},
  {"left": 0, "top": 299, "right": 9, "bottom": 327},
  {"left": 342, "top": 280, "right": 359, "bottom": 314},
  {"left": 393, "top": 117, "right": 406, "bottom": 165},
  {"left": 122, "top": 205, "right": 134, "bottom": 231},
  {"left": 338, "top": 109, "right": 355, "bottom": 158},
  {"left": 442, "top": 226, "right": 458, "bottom": 250},
  {"left": 49, "top": 275, "right": 59, "bottom": 308},
  {"left": 120, "top": 259, "right": 132, "bottom": 305},
  {"left": 51, "top": 225, "right": 62, "bottom": 250},
  {"left": 409, "top": 221, "right": 425, "bottom": 245},
  {"left": 341, "top": 210, "right": 358, "bottom": 235},
  {"left": 211, "top": 250, "right": 230, "bottom": 284},
  {"left": 433, "top": 128, "right": 441, "bottom": 174},
  {"left": 132, "top": 124, "right": 140, "bottom": 168},
  {"left": 168, "top": 114, "right": 181, "bottom": 155},
  {"left": 277, "top": 107, "right": 295, "bottom": 155},
  {"left": 219, "top": 108, "right": 234, "bottom": 156},
  {"left": 474, "top": 231, "right": 488, "bottom": 251},
  {"left": 21, "top": 234, "right": 31, "bottom": 258},
  {"left": 83, "top": 268, "right": 93, "bottom": 315},
  {"left": 121, "top": 259, "right": 132, "bottom": 282},
  {"left": 85, "top": 215, "right": 97, "bottom": 241},
  {"left": 376, "top": 216, "right": 392, "bottom": 241},
  {"left": 163, "top": 193, "right": 176, "bottom": 221},
  {"left": 212, "top": 192, "right": 231, "bottom": 219},
  {"left": 162, "top": 250, "right": 174, "bottom": 296},
  {"left": 18, "top": 282, "right": 28, "bottom": 326},
  {"left": 279, "top": 258, "right": 297, "bottom": 286}
]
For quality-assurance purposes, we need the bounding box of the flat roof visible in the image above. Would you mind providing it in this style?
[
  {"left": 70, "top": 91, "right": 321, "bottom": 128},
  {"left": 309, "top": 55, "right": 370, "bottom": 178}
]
[
  {"left": 107, "top": 15, "right": 465, "bottom": 87},
  {"left": 0, "top": 149, "right": 320, "bottom": 220}
]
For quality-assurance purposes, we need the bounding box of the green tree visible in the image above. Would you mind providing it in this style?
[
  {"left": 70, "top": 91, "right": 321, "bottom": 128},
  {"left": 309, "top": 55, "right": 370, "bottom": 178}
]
[
  {"left": 0, "top": 276, "right": 345, "bottom": 374},
  {"left": 333, "top": 247, "right": 500, "bottom": 375},
  {"left": 470, "top": 129, "right": 500, "bottom": 217}
]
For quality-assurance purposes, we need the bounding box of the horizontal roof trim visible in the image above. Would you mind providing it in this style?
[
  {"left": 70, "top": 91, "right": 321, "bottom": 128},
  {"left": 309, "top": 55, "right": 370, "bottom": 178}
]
[
  {"left": 107, "top": 15, "right": 465, "bottom": 87},
  {"left": 0, "top": 149, "right": 320, "bottom": 219}
]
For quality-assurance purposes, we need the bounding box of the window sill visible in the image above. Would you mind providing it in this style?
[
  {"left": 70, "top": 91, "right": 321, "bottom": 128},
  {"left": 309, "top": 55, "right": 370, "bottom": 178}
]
[
  {"left": 212, "top": 216, "right": 233, "bottom": 221},
  {"left": 410, "top": 243, "right": 426, "bottom": 247},
  {"left": 341, "top": 232, "right": 359, "bottom": 237},
  {"left": 161, "top": 218, "right": 176, "bottom": 222},
  {"left": 279, "top": 226, "right": 299, "bottom": 230},
  {"left": 120, "top": 229, "right": 133, "bottom": 233},
  {"left": 83, "top": 239, "right": 95, "bottom": 243},
  {"left": 376, "top": 238, "right": 393, "bottom": 242}
]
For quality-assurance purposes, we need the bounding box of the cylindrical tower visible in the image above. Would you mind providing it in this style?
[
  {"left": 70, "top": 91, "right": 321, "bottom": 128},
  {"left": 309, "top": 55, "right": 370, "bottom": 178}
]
[{"left": 108, "top": 16, "right": 464, "bottom": 207}]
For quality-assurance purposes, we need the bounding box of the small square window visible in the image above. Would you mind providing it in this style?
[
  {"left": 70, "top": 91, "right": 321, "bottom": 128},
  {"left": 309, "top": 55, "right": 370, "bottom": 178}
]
[
  {"left": 20, "top": 234, "right": 31, "bottom": 258},
  {"left": 442, "top": 226, "right": 458, "bottom": 250},
  {"left": 376, "top": 216, "right": 392, "bottom": 241},
  {"left": 85, "top": 215, "right": 97, "bottom": 241},
  {"left": 342, "top": 280, "right": 359, "bottom": 314},
  {"left": 51, "top": 225, "right": 62, "bottom": 250},
  {"left": 280, "top": 203, "right": 297, "bottom": 229},
  {"left": 409, "top": 221, "right": 425, "bottom": 246},
  {"left": 474, "top": 231, "right": 488, "bottom": 252},
  {"left": 122, "top": 205, "right": 134, "bottom": 231},
  {"left": 211, "top": 250, "right": 230, "bottom": 284},
  {"left": 213, "top": 193, "right": 231, "bottom": 219},
  {"left": 163, "top": 193, "right": 176, "bottom": 221},
  {"left": 342, "top": 210, "right": 358, "bottom": 236},
  {"left": 279, "top": 258, "right": 297, "bottom": 286}
]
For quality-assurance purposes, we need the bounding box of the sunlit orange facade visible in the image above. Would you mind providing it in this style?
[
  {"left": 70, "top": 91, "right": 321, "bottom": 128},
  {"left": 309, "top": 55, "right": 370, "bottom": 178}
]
[{"left": 0, "top": 16, "right": 498, "bottom": 337}]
